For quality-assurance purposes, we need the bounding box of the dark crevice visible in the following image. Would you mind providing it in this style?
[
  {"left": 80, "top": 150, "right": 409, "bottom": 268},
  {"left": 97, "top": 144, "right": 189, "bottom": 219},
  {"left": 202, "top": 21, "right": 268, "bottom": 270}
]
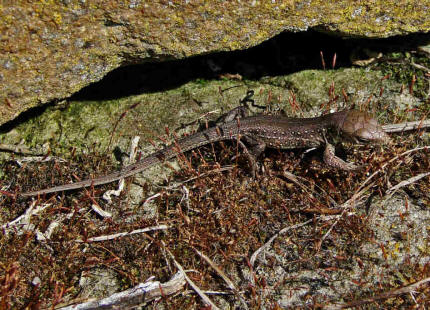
[
  {"left": 71, "top": 30, "right": 430, "bottom": 100},
  {"left": 2, "top": 30, "right": 430, "bottom": 131},
  {"left": 0, "top": 102, "right": 55, "bottom": 133}
]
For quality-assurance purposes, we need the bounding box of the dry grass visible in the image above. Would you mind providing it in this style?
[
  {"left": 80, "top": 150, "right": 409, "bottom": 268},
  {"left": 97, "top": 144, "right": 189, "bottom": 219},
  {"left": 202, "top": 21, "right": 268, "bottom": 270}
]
[{"left": 1, "top": 125, "right": 429, "bottom": 309}]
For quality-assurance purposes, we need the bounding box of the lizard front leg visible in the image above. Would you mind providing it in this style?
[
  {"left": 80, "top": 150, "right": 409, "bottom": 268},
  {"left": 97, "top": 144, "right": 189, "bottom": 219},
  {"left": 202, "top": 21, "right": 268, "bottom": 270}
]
[
  {"left": 323, "top": 143, "right": 361, "bottom": 171},
  {"left": 220, "top": 106, "right": 249, "bottom": 123}
]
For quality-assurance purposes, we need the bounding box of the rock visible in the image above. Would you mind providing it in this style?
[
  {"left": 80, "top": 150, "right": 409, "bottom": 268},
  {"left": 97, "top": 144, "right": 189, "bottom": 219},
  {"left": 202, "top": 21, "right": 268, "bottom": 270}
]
[{"left": 1, "top": 1, "right": 430, "bottom": 125}]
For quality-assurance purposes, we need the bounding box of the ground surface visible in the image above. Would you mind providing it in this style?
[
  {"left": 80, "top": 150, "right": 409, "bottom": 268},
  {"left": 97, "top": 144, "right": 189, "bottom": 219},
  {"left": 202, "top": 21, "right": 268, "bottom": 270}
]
[{"left": 1, "top": 43, "right": 430, "bottom": 309}]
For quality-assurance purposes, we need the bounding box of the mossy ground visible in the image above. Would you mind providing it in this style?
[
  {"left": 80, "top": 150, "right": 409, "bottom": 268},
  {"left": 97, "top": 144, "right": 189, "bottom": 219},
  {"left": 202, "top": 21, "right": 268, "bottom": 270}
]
[
  {"left": 1, "top": 126, "right": 429, "bottom": 308},
  {"left": 0, "top": 52, "right": 429, "bottom": 308}
]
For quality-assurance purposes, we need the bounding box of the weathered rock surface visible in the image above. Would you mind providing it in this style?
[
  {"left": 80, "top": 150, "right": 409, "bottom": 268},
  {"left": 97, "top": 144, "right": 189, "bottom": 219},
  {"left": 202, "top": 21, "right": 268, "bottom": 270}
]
[{"left": 1, "top": 0, "right": 430, "bottom": 125}]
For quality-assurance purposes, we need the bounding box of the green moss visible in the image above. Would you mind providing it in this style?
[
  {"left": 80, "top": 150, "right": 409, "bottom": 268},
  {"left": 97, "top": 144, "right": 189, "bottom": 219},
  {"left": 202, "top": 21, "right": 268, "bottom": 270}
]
[
  {"left": 262, "top": 68, "right": 384, "bottom": 109},
  {"left": 375, "top": 52, "right": 430, "bottom": 101},
  {"left": 0, "top": 64, "right": 416, "bottom": 161}
]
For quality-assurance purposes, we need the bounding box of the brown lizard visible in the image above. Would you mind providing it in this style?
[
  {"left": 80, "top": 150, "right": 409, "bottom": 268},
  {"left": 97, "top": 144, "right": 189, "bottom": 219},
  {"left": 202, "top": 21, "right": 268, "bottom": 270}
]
[{"left": 20, "top": 109, "right": 389, "bottom": 197}]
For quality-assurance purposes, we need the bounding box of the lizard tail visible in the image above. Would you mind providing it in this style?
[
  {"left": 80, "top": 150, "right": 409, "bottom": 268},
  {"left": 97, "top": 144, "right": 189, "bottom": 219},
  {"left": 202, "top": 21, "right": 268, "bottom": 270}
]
[
  {"left": 21, "top": 127, "right": 231, "bottom": 197},
  {"left": 20, "top": 152, "right": 171, "bottom": 197}
]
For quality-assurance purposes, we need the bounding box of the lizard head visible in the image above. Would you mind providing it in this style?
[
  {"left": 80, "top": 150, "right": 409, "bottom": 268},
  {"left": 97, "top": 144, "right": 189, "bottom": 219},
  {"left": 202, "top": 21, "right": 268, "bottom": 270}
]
[{"left": 339, "top": 110, "right": 390, "bottom": 143}]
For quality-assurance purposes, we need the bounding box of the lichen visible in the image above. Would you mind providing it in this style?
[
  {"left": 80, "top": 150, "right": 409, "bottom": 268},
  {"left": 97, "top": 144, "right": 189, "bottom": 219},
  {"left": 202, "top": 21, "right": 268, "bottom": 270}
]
[{"left": 1, "top": 1, "right": 430, "bottom": 125}]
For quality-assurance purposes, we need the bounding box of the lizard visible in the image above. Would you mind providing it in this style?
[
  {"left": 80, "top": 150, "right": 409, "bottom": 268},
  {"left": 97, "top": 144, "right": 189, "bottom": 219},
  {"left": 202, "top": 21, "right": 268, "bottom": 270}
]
[{"left": 19, "top": 108, "right": 389, "bottom": 197}]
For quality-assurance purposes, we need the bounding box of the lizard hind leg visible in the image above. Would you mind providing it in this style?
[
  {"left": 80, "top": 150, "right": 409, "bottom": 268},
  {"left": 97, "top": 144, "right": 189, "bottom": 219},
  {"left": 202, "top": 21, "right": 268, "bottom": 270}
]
[{"left": 232, "top": 136, "right": 266, "bottom": 178}]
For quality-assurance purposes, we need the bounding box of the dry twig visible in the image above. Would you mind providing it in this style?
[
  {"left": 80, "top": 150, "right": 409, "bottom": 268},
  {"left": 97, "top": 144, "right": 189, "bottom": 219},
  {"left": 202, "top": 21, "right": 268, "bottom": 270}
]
[
  {"left": 318, "top": 183, "right": 372, "bottom": 247},
  {"left": 162, "top": 242, "right": 221, "bottom": 310},
  {"left": 357, "top": 146, "right": 430, "bottom": 193},
  {"left": 383, "top": 119, "right": 430, "bottom": 133},
  {"left": 2, "top": 201, "right": 51, "bottom": 234},
  {"left": 250, "top": 219, "right": 313, "bottom": 267},
  {"left": 386, "top": 171, "right": 430, "bottom": 196},
  {"left": 75, "top": 225, "right": 169, "bottom": 243},
  {"left": 57, "top": 271, "right": 186, "bottom": 310},
  {"left": 324, "top": 276, "right": 430, "bottom": 309},
  {"left": 282, "top": 170, "right": 338, "bottom": 206},
  {"left": 193, "top": 247, "right": 248, "bottom": 310},
  {"left": 15, "top": 156, "right": 66, "bottom": 165},
  {"left": 103, "top": 136, "right": 140, "bottom": 202},
  {"left": 0, "top": 143, "right": 38, "bottom": 155}
]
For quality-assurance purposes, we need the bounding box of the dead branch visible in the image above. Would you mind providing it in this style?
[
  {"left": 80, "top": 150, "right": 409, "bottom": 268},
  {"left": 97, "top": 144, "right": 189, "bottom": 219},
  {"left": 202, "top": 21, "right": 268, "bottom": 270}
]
[
  {"left": 383, "top": 119, "right": 430, "bottom": 133},
  {"left": 250, "top": 219, "right": 313, "bottom": 267},
  {"left": 163, "top": 242, "right": 221, "bottom": 310},
  {"left": 193, "top": 247, "right": 248, "bottom": 310},
  {"left": 2, "top": 201, "right": 51, "bottom": 234},
  {"left": 0, "top": 143, "right": 39, "bottom": 155},
  {"left": 357, "top": 146, "right": 430, "bottom": 193},
  {"left": 57, "top": 271, "right": 186, "bottom": 310},
  {"left": 324, "top": 276, "right": 430, "bottom": 309},
  {"left": 386, "top": 171, "right": 430, "bottom": 196},
  {"left": 75, "top": 225, "right": 169, "bottom": 243}
]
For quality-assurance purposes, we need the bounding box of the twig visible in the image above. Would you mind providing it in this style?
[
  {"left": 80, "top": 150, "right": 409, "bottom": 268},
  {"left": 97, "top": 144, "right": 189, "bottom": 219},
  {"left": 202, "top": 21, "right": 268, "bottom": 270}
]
[
  {"left": 57, "top": 271, "right": 186, "bottom": 310},
  {"left": 325, "top": 276, "right": 430, "bottom": 309},
  {"left": 357, "top": 146, "right": 430, "bottom": 193},
  {"left": 142, "top": 192, "right": 162, "bottom": 207},
  {"left": 383, "top": 119, "right": 430, "bottom": 133},
  {"left": 162, "top": 241, "right": 221, "bottom": 310},
  {"left": 386, "top": 171, "right": 430, "bottom": 196},
  {"left": 282, "top": 171, "right": 315, "bottom": 198},
  {"left": 250, "top": 219, "right": 313, "bottom": 267},
  {"left": 91, "top": 204, "right": 112, "bottom": 218},
  {"left": 193, "top": 247, "right": 237, "bottom": 291},
  {"left": 184, "top": 290, "right": 233, "bottom": 295},
  {"left": 75, "top": 225, "right": 169, "bottom": 243},
  {"left": 282, "top": 170, "right": 338, "bottom": 207},
  {"left": 15, "top": 156, "right": 66, "bottom": 165},
  {"left": 36, "top": 221, "right": 60, "bottom": 242},
  {"left": 139, "top": 166, "right": 234, "bottom": 208},
  {"left": 193, "top": 247, "right": 248, "bottom": 310},
  {"left": 318, "top": 183, "right": 373, "bottom": 247},
  {"left": 2, "top": 201, "right": 51, "bottom": 234},
  {"left": 0, "top": 143, "right": 40, "bottom": 155},
  {"left": 410, "top": 60, "right": 430, "bottom": 73},
  {"left": 103, "top": 136, "right": 140, "bottom": 202}
]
